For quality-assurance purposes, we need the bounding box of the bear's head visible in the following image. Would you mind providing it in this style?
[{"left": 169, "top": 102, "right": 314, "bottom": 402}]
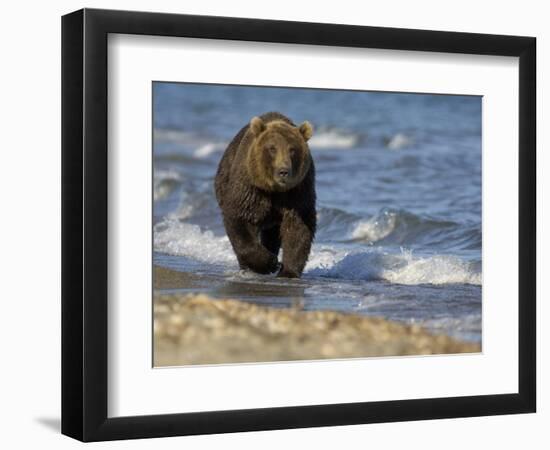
[{"left": 246, "top": 116, "right": 313, "bottom": 192}]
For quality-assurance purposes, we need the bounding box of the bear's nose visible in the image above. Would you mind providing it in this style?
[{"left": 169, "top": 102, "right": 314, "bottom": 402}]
[{"left": 278, "top": 168, "right": 290, "bottom": 178}]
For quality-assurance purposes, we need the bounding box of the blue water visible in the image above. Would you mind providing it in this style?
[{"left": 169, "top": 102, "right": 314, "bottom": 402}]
[{"left": 153, "top": 82, "right": 482, "bottom": 343}]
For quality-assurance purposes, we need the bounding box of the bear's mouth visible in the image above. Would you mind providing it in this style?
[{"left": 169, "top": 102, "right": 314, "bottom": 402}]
[
  {"left": 273, "top": 177, "right": 298, "bottom": 191},
  {"left": 274, "top": 174, "right": 292, "bottom": 188}
]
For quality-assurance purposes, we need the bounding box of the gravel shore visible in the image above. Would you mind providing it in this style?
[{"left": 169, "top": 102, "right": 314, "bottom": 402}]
[{"left": 154, "top": 292, "right": 480, "bottom": 367}]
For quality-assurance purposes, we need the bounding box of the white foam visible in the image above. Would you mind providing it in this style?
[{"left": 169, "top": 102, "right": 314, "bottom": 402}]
[
  {"left": 153, "top": 169, "right": 181, "bottom": 201},
  {"left": 193, "top": 142, "right": 226, "bottom": 158},
  {"left": 381, "top": 252, "right": 481, "bottom": 285},
  {"left": 385, "top": 132, "right": 412, "bottom": 150},
  {"left": 305, "top": 245, "right": 348, "bottom": 271},
  {"left": 154, "top": 128, "right": 200, "bottom": 144},
  {"left": 351, "top": 210, "right": 397, "bottom": 243},
  {"left": 153, "top": 218, "right": 480, "bottom": 286},
  {"left": 174, "top": 204, "right": 195, "bottom": 220},
  {"left": 306, "top": 248, "right": 481, "bottom": 286},
  {"left": 153, "top": 218, "right": 236, "bottom": 266},
  {"left": 309, "top": 129, "right": 359, "bottom": 149}
]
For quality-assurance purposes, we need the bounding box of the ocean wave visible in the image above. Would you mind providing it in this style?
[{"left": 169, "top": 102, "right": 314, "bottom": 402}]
[
  {"left": 194, "top": 142, "right": 227, "bottom": 158},
  {"left": 317, "top": 207, "right": 465, "bottom": 248},
  {"left": 384, "top": 132, "right": 413, "bottom": 150},
  {"left": 349, "top": 208, "right": 461, "bottom": 247},
  {"left": 154, "top": 219, "right": 480, "bottom": 286},
  {"left": 154, "top": 128, "right": 202, "bottom": 144},
  {"left": 153, "top": 169, "right": 182, "bottom": 201},
  {"left": 154, "top": 219, "right": 235, "bottom": 266},
  {"left": 309, "top": 128, "right": 360, "bottom": 149},
  {"left": 315, "top": 207, "right": 360, "bottom": 239},
  {"left": 154, "top": 127, "right": 228, "bottom": 159},
  {"left": 307, "top": 248, "right": 481, "bottom": 286},
  {"left": 351, "top": 209, "right": 398, "bottom": 243}
]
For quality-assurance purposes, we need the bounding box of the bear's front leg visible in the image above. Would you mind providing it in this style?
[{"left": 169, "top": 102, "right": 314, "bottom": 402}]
[
  {"left": 260, "top": 226, "right": 281, "bottom": 257},
  {"left": 223, "top": 217, "right": 279, "bottom": 274},
  {"left": 278, "top": 208, "right": 316, "bottom": 278}
]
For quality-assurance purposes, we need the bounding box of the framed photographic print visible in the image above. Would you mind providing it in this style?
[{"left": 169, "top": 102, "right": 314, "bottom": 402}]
[{"left": 61, "top": 8, "right": 536, "bottom": 442}]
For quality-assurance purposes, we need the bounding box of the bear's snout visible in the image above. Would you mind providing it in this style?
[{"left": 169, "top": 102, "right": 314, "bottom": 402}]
[
  {"left": 273, "top": 152, "right": 293, "bottom": 184},
  {"left": 274, "top": 164, "right": 293, "bottom": 186},
  {"left": 277, "top": 167, "right": 291, "bottom": 178}
]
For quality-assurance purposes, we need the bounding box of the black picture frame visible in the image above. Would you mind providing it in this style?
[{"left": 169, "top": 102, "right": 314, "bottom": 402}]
[{"left": 61, "top": 8, "right": 536, "bottom": 442}]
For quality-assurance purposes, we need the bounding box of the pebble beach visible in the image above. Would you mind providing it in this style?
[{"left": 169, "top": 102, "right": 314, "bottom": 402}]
[{"left": 154, "top": 266, "right": 480, "bottom": 366}]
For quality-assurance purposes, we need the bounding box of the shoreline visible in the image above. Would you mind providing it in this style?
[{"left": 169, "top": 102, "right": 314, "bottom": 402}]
[{"left": 154, "top": 266, "right": 480, "bottom": 367}]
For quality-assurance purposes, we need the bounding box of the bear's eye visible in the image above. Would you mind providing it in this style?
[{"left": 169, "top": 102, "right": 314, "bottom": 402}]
[
  {"left": 289, "top": 147, "right": 297, "bottom": 155},
  {"left": 266, "top": 146, "right": 277, "bottom": 155}
]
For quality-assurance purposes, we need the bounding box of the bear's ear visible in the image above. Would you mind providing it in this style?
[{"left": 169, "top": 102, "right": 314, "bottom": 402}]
[
  {"left": 298, "top": 121, "right": 313, "bottom": 141},
  {"left": 249, "top": 116, "right": 266, "bottom": 136}
]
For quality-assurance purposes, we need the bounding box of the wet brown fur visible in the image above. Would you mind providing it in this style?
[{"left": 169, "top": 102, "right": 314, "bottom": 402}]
[{"left": 215, "top": 112, "right": 316, "bottom": 278}]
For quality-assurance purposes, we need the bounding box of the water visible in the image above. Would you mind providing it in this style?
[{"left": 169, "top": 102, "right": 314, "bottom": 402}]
[{"left": 153, "top": 82, "right": 482, "bottom": 343}]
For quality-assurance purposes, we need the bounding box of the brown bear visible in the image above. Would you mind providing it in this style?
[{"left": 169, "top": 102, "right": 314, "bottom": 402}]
[{"left": 214, "top": 112, "right": 316, "bottom": 278}]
